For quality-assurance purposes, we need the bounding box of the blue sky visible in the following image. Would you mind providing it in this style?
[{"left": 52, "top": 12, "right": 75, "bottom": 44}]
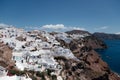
[{"left": 0, "top": 0, "right": 120, "bottom": 33}]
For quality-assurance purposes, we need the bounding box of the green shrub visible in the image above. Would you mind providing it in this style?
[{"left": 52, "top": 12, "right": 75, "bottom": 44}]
[
  {"left": 52, "top": 75, "right": 57, "bottom": 80},
  {"left": 9, "top": 70, "right": 17, "bottom": 75},
  {"left": 31, "top": 75, "right": 37, "bottom": 80},
  {"left": 8, "top": 70, "right": 25, "bottom": 76},
  {"left": 36, "top": 71, "right": 44, "bottom": 77}
]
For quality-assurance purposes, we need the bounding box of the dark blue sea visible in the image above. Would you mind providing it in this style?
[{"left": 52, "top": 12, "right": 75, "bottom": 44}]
[{"left": 96, "top": 40, "right": 120, "bottom": 74}]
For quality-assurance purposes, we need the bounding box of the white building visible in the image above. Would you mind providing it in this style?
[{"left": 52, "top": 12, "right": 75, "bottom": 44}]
[{"left": 0, "top": 66, "right": 7, "bottom": 77}]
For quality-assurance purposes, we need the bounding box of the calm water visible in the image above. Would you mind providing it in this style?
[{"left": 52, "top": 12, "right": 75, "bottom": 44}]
[{"left": 96, "top": 40, "right": 120, "bottom": 74}]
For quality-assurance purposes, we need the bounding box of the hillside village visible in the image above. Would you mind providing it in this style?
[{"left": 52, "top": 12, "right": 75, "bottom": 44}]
[
  {"left": 0, "top": 27, "right": 120, "bottom": 80},
  {"left": 0, "top": 27, "right": 90, "bottom": 80}
]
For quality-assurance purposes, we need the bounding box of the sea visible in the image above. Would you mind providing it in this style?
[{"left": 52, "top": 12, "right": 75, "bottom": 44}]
[{"left": 96, "top": 40, "right": 120, "bottom": 74}]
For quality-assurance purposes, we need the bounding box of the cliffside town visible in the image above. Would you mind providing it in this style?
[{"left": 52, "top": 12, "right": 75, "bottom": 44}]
[{"left": 0, "top": 27, "right": 120, "bottom": 80}]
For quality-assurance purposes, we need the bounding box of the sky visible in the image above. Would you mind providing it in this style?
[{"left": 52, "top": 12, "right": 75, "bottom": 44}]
[{"left": 0, "top": 0, "right": 120, "bottom": 33}]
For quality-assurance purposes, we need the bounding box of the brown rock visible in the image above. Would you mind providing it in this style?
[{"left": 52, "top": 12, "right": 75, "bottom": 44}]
[{"left": 0, "top": 42, "right": 13, "bottom": 67}]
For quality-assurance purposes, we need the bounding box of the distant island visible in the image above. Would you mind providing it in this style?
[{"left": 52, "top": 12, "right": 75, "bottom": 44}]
[{"left": 93, "top": 32, "right": 120, "bottom": 40}]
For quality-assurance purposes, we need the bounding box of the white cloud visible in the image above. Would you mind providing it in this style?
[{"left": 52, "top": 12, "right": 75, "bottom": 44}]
[
  {"left": 0, "top": 23, "right": 12, "bottom": 28},
  {"left": 115, "top": 32, "right": 120, "bottom": 35},
  {"left": 94, "top": 26, "right": 108, "bottom": 30},
  {"left": 42, "top": 24, "right": 66, "bottom": 30},
  {"left": 41, "top": 24, "right": 86, "bottom": 31},
  {"left": 100, "top": 26, "right": 108, "bottom": 29},
  {"left": 72, "top": 27, "right": 85, "bottom": 30},
  {"left": 24, "top": 26, "right": 40, "bottom": 30}
]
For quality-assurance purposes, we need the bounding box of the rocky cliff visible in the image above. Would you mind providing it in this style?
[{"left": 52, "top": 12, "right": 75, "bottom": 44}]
[
  {"left": 0, "top": 42, "right": 13, "bottom": 68},
  {"left": 53, "top": 30, "right": 120, "bottom": 80}
]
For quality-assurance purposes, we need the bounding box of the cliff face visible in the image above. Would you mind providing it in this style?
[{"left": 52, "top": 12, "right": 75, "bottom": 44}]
[
  {"left": 66, "top": 30, "right": 91, "bottom": 35},
  {"left": 93, "top": 32, "right": 120, "bottom": 40},
  {"left": 54, "top": 30, "right": 120, "bottom": 80},
  {"left": 83, "top": 36, "right": 107, "bottom": 49},
  {"left": 66, "top": 30, "right": 107, "bottom": 49}
]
